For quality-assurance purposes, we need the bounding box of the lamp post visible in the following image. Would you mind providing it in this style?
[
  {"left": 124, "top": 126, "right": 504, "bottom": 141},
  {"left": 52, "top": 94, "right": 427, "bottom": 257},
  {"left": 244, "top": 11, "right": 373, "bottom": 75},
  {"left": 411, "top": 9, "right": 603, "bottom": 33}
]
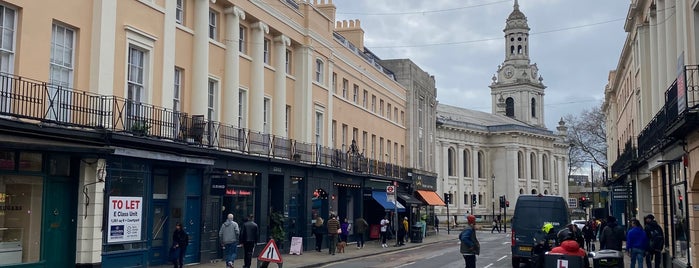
[{"left": 491, "top": 174, "right": 495, "bottom": 222}]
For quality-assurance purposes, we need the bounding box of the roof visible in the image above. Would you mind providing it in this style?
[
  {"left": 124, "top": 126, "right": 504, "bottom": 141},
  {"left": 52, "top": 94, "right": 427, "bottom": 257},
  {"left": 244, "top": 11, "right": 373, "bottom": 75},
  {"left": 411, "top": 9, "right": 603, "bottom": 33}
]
[{"left": 436, "top": 103, "right": 554, "bottom": 136}]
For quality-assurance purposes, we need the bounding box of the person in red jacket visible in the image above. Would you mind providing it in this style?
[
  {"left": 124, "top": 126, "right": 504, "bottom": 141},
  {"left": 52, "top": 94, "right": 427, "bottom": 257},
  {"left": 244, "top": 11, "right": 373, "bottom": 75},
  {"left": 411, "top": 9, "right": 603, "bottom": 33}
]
[{"left": 549, "top": 228, "right": 590, "bottom": 268}]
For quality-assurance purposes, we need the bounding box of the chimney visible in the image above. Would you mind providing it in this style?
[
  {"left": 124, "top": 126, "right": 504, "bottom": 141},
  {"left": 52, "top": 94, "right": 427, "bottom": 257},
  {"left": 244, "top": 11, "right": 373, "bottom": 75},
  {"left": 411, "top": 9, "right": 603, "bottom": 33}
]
[
  {"left": 335, "top": 19, "right": 365, "bottom": 51},
  {"left": 315, "top": 0, "right": 336, "bottom": 23}
]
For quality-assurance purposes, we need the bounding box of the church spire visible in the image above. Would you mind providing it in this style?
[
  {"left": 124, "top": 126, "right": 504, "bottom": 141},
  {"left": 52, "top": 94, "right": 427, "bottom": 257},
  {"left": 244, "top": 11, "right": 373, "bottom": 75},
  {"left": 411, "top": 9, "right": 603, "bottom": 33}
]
[{"left": 514, "top": 0, "right": 519, "bottom": 10}]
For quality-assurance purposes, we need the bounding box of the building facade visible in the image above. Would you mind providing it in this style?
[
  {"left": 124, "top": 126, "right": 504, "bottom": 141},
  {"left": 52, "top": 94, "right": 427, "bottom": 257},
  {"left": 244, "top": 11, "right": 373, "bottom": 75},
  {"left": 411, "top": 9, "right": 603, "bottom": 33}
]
[
  {"left": 0, "top": 0, "right": 438, "bottom": 267},
  {"left": 434, "top": 1, "right": 570, "bottom": 224},
  {"left": 605, "top": 0, "right": 697, "bottom": 267}
]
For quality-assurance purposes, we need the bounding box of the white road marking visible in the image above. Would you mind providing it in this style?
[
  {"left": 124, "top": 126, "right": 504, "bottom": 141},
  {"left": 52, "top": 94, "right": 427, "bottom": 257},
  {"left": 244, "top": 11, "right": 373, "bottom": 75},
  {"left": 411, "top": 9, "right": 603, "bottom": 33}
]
[
  {"left": 395, "top": 261, "right": 415, "bottom": 268},
  {"left": 498, "top": 255, "right": 508, "bottom": 261},
  {"left": 502, "top": 242, "right": 511, "bottom": 245},
  {"left": 483, "top": 263, "right": 494, "bottom": 268}
]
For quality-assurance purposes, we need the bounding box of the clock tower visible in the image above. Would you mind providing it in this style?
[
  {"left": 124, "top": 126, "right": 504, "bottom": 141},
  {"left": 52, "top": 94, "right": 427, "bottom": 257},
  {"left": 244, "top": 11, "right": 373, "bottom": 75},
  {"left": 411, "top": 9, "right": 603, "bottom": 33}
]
[{"left": 490, "top": 0, "right": 546, "bottom": 128}]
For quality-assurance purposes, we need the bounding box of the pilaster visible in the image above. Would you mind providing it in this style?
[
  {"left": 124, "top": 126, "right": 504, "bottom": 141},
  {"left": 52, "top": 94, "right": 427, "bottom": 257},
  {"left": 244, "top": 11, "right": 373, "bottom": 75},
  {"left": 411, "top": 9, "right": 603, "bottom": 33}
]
[
  {"left": 192, "top": 0, "right": 210, "bottom": 116},
  {"left": 249, "top": 22, "right": 269, "bottom": 133},
  {"left": 223, "top": 6, "right": 245, "bottom": 126},
  {"left": 273, "top": 34, "right": 290, "bottom": 137}
]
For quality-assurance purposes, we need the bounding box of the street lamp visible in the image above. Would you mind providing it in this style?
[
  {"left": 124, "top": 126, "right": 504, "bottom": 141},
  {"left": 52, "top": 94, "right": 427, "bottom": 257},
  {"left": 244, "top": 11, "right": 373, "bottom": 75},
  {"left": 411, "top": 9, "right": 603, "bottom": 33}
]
[{"left": 491, "top": 174, "right": 495, "bottom": 222}]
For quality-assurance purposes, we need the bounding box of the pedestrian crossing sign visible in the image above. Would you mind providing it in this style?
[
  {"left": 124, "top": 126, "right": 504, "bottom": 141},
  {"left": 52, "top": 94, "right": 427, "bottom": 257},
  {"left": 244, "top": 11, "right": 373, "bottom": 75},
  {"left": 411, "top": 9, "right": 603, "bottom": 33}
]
[{"left": 257, "top": 239, "right": 283, "bottom": 263}]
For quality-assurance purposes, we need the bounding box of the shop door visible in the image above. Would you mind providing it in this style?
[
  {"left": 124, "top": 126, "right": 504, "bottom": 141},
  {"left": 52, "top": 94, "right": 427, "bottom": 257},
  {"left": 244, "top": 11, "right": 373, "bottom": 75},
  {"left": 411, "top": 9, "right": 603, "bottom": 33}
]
[
  {"left": 42, "top": 177, "right": 77, "bottom": 267},
  {"left": 184, "top": 196, "right": 201, "bottom": 263},
  {"left": 149, "top": 200, "right": 169, "bottom": 266}
]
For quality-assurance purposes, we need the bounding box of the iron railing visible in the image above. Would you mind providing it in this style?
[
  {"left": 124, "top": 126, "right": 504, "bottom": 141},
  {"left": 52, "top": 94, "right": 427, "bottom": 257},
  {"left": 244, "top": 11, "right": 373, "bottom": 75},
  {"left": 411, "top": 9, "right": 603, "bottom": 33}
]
[
  {"left": 0, "top": 72, "right": 406, "bottom": 179},
  {"left": 610, "top": 138, "right": 636, "bottom": 177}
]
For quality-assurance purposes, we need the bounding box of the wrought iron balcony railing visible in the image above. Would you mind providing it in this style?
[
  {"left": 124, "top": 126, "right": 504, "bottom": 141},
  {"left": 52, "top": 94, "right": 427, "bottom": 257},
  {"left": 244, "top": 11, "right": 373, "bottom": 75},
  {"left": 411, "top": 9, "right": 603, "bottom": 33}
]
[
  {"left": 610, "top": 138, "right": 636, "bottom": 178},
  {"left": 0, "top": 72, "right": 406, "bottom": 179}
]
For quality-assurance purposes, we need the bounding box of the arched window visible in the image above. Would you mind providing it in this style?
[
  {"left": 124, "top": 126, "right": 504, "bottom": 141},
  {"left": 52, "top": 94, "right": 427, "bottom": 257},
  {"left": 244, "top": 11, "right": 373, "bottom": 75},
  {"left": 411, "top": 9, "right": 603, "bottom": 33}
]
[
  {"left": 510, "top": 45, "right": 515, "bottom": 54},
  {"left": 506, "top": 97, "right": 515, "bottom": 117},
  {"left": 530, "top": 153, "right": 537, "bottom": 180},
  {"left": 519, "top": 188, "right": 524, "bottom": 194},
  {"left": 463, "top": 149, "right": 471, "bottom": 177},
  {"left": 448, "top": 147, "right": 456, "bottom": 176},
  {"left": 542, "top": 154, "right": 549, "bottom": 181},
  {"left": 517, "top": 151, "right": 524, "bottom": 179},
  {"left": 531, "top": 98, "right": 536, "bottom": 117},
  {"left": 517, "top": 45, "right": 522, "bottom": 54},
  {"left": 531, "top": 189, "right": 537, "bottom": 194},
  {"left": 544, "top": 190, "right": 549, "bottom": 195},
  {"left": 477, "top": 151, "right": 485, "bottom": 178},
  {"left": 478, "top": 193, "right": 483, "bottom": 205}
]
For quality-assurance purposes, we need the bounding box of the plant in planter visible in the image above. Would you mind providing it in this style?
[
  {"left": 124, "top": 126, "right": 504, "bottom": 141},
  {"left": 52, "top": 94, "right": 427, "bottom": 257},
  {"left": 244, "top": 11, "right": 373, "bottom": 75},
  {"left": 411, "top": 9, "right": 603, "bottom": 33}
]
[
  {"left": 270, "top": 211, "right": 287, "bottom": 248},
  {"left": 130, "top": 121, "right": 151, "bottom": 136}
]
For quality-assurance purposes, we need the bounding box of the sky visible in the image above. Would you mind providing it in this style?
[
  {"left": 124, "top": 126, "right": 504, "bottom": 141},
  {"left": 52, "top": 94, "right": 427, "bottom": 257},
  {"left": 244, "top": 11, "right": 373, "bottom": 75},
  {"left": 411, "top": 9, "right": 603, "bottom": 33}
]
[{"left": 333, "top": 0, "right": 630, "bottom": 130}]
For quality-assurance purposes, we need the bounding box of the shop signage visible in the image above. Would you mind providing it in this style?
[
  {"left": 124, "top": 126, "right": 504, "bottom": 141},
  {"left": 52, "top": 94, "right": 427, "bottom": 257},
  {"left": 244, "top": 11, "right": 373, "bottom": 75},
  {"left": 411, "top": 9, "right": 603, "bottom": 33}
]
[
  {"left": 210, "top": 177, "right": 227, "bottom": 196},
  {"left": 226, "top": 188, "right": 252, "bottom": 196},
  {"left": 108, "top": 196, "right": 142, "bottom": 243}
]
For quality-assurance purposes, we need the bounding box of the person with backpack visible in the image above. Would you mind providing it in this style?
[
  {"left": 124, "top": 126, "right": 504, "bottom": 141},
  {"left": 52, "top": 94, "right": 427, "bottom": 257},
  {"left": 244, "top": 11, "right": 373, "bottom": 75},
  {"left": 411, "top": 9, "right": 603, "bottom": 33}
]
[
  {"left": 459, "top": 215, "right": 480, "bottom": 268},
  {"left": 599, "top": 216, "right": 625, "bottom": 251},
  {"left": 644, "top": 214, "right": 664, "bottom": 268}
]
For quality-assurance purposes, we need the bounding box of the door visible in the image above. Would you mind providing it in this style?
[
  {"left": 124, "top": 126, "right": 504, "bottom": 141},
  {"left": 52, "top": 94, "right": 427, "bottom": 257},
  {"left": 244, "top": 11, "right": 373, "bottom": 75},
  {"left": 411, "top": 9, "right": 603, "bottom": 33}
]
[
  {"left": 184, "top": 196, "right": 201, "bottom": 263},
  {"left": 42, "top": 177, "right": 77, "bottom": 267},
  {"left": 149, "top": 200, "right": 169, "bottom": 266}
]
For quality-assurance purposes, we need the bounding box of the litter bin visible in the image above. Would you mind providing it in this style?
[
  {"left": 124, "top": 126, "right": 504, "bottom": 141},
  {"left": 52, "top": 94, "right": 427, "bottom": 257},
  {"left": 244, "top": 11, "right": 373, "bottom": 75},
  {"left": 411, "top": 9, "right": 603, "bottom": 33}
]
[
  {"left": 410, "top": 225, "right": 423, "bottom": 243},
  {"left": 592, "top": 250, "right": 623, "bottom": 268}
]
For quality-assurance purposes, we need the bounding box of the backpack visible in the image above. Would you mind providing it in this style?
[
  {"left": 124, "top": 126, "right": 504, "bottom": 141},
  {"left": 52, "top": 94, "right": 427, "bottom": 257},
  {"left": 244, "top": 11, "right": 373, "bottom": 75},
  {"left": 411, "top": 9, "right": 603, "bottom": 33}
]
[{"left": 648, "top": 226, "right": 664, "bottom": 251}]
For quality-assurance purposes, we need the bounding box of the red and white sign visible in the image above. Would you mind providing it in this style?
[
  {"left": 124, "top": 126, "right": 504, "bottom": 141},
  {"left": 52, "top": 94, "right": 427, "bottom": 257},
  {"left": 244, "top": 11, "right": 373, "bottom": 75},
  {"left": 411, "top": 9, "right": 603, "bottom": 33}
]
[
  {"left": 386, "top": 186, "right": 395, "bottom": 194},
  {"left": 258, "top": 239, "right": 283, "bottom": 263},
  {"left": 107, "top": 196, "right": 143, "bottom": 243}
]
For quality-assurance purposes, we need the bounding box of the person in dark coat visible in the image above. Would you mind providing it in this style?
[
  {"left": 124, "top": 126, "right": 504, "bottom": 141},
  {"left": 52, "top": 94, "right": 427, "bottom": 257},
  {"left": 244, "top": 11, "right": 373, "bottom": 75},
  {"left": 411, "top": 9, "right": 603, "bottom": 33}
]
[
  {"left": 582, "top": 220, "right": 595, "bottom": 250},
  {"left": 239, "top": 214, "right": 258, "bottom": 268},
  {"left": 459, "top": 215, "right": 480, "bottom": 268},
  {"left": 644, "top": 214, "right": 665, "bottom": 268},
  {"left": 354, "top": 217, "right": 368, "bottom": 249},
  {"left": 172, "top": 222, "right": 189, "bottom": 268},
  {"left": 599, "top": 216, "right": 625, "bottom": 250},
  {"left": 313, "top": 215, "right": 324, "bottom": 252}
]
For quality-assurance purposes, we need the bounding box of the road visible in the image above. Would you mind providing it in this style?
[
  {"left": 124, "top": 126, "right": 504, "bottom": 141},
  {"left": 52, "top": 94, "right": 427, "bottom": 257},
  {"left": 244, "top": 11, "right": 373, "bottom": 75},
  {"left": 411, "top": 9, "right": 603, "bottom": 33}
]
[{"left": 318, "top": 231, "right": 513, "bottom": 268}]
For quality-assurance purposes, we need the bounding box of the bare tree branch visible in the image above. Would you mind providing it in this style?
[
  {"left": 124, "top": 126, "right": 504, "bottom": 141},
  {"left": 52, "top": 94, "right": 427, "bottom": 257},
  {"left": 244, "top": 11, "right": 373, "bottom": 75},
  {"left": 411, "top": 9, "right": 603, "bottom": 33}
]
[{"left": 563, "top": 103, "right": 608, "bottom": 177}]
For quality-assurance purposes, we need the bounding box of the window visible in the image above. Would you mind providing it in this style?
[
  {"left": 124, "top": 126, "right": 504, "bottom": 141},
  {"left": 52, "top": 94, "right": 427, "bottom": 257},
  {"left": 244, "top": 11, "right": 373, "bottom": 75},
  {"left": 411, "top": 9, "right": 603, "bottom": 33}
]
[
  {"left": 207, "top": 79, "right": 218, "bottom": 121},
  {"left": 371, "top": 95, "right": 376, "bottom": 112},
  {"left": 386, "top": 103, "right": 392, "bottom": 119},
  {"left": 379, "top": 99, "right": 384, "bottom": 116},
  {"left": 400, "top": 111, "right": 405, "bottom": 125},
  {"left": 285, "top": 49, "right": 291, "bottom": 73},
  {"left": 362, "top": 90, "right": 368, "bottom": 108},
  {"left": 531, "top": 98, "right": 536, "bottom": 117},
  {"left": 238, "top": 89, "right": 247, "bottom": 128},
  {"left": 315, "top": 110, "right": 323, "bottom": 146},
  {"left": 0, "top": 5, "right": 15, "bottom": 79},
  {"left": 175, "top": 0, "right": 184, "bottom": 24},
  {"left": 263, "top": 39, "right": 270, "bottom": 64},
  {"left": 352, "top": 128, "right": 359, "bottom": 145},
  {"left": 394, "top": 142, "right": 398, "bottom": 163},
  {"left": 49, "top": 23, "right": 75, "bottom": 122},
  {"left": 394, "top": 108, "right": 398, "bottom": 122},
  {"left": 263, "top": 98, "right": 270, "bottom": 134},
  {"left": 463, "top": 149, "right": 470, "bottom": 177},
  {"left": 331, "top": 120, "right": 337, "bottom": 148},
  {"left": 353, "top": 84, "right": 359, "bottom": 103},
  {"left": 127, "top": 46, "right": 146, "bottom": 121},
  {"left": 448, "top": 148, "right": 455, "bottom": 176},
  {"left": 517, "top": 151, "right": 524, "bottom": 179},
  {"left": 379, "top": 137, "right": 384, "bottom": 161},
  {"left": 542, "top": 154, "right": 548, "bottom": 180},
  {"left": 285, "top": 105, "right": 290, "bottom": 137},
  {"left": 362, "top": 131, "right": 368, "bottom": 154},
  {"left": 506, "top": 97, "right": 515, "bottom": 117},
  {"left": 477, "top": 151, "right": 484, "bottom": 178},
  {"left": 173, "top": 68, "right": 182, "bottom": 112},
  {"left": 341, "top": 124, "right": 347, "bottom": 151},
  {"left": 386, "top": 139, "right": 391, "bottom": 163},
  {"left": 315, "top": 59, "right": 323, "bottom": 83},
  {"left": 331, "top": 73, "right": 337, "bottom": 93},
  {"left": 239, "top": 26, "right": 246, "bottom": 53},
  {"left": 371, "top": 135, "right": 376, "bottom": 159},
  {"left": 208, "top": 10, "right": 218, "bottom": 40},
  {"left": 342, "top": 79, "right": 348, "bottom": 98},
  {"left": 530, "top": 153, "right": 537, "bottom": 179}
]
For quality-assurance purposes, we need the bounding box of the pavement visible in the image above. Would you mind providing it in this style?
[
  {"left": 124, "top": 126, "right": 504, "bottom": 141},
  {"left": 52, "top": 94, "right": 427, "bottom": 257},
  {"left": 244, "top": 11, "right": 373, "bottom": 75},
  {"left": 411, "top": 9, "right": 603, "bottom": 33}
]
[{"left": 157, "top": 227, "right": 632, "bottom": 268}]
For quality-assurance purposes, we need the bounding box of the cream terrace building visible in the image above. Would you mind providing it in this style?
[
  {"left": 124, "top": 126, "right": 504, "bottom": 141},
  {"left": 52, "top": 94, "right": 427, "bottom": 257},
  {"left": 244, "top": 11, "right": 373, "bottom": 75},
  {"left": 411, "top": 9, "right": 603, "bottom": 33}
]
[{"left": 434, "top": 1, "right": 570, "bottom": 223}]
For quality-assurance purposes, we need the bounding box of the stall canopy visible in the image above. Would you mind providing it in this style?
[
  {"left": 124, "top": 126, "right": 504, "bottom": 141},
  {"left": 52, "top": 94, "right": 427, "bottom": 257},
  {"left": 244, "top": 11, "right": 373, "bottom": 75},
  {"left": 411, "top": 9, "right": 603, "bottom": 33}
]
[
  {"left": 398, "top": 192, "right": 424, "bottom": 206},
  {"left": 416, "top": 190, "right": 446, "bottom": 206},
  {"left": 372, "top": 191, "right": 406, "bottom": 212}
]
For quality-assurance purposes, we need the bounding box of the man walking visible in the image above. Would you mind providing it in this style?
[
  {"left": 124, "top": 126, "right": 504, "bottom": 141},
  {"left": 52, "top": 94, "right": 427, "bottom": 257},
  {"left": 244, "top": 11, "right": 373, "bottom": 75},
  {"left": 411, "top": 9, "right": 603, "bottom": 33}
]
[
  {"left": 626, "top": 218, "right": 648, "bottom": 268},
  {"left": 380, "top": 216, "right": 390, "bottom": 248},
  {"left": 219, "top": 214, "right": 240, "bottom": 268},
  {"left": 354, "top": 217, "right": 368, "bottom": 249},
  {"left": 644, "top": 214, "right": 664, "bottom": 268},
  {"left": 459, "top": 215, "right": 480, "bottom": 268},
  {"left": 326, "top": 214, "right": 340, "bottom": 255},
  {"left": 239, "top": 214, "right": 258, "bottom": 268},
  {"left": 599, "top": 216, "right": 625, "bottom": 250}
]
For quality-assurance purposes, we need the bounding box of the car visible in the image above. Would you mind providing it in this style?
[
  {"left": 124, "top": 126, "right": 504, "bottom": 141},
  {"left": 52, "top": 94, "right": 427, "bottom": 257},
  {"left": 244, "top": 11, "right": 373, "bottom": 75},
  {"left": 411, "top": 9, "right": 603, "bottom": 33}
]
[
  {"left": 571, "top": 219, "right": 586, "bottom": 230},
  {"left": 511, "top": 194, "right": 571, "bottom": 268}
]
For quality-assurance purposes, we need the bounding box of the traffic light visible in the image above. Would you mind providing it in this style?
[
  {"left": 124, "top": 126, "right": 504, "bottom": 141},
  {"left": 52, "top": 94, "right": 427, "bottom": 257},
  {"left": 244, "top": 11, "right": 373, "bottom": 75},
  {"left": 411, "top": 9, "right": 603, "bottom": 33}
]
[
  {"left": 505, "top": 200, "right": 510, "bottom": 207},
  {"left": 499, "top": 196, "right": 505, "bottom": 208},
  {"left": 579, "top": 196, "right": 587, "bottom": 208},
  {"left": 472, "top": 194, "right": 477, "bottom": 205},
  {"left": 444, "top": 193, "right": 452, "bottom": 204}
]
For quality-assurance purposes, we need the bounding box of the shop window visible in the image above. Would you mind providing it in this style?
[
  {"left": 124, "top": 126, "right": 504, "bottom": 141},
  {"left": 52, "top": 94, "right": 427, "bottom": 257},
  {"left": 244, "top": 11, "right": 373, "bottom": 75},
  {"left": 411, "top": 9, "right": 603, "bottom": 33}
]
[
  {"left": 104, "top": 161, "right": 147, "bottom": 252},
  {"left": 18, "top": 152, "right": 41, "bottom": 172},
  {"left": 222, "top": 171, "right": 256, "bottom": 226},
  {"left": 0, "top": 175, "right": 43, "bottom": 264},
  {"left": 48, "top": 155, "right": 70, "bottom": 176},
  {"left": 0, "top": 151, "right": 15, "bottom": 170}
]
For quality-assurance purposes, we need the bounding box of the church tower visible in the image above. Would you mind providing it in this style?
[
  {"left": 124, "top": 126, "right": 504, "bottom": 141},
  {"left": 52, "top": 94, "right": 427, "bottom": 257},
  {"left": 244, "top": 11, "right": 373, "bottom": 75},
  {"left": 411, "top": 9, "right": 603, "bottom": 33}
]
[{"left": 490, "top": 0, "right": 546, "bottom": 128}]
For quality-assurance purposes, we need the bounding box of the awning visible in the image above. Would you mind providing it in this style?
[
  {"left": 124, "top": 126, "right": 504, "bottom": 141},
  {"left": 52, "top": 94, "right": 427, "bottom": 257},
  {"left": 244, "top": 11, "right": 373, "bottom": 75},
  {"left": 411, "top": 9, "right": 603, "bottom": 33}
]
[
  {"left": 0, "top": 134, "right": 114, "bottom": 154},
  {"left": 398, "top": 192, "right": 424, "bottom": 206},
  {"left": 371, "top": 191, "right": 406, "bottom": 212},
  {"left": 416, "top": 190, "right": 446, "bottom": 206}
]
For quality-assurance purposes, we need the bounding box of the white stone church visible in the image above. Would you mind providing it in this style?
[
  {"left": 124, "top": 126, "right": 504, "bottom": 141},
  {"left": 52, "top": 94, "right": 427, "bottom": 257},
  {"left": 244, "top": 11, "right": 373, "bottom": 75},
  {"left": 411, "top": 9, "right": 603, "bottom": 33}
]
[{"left": 434, "top": 1, "right": 571, "bottom": 223}]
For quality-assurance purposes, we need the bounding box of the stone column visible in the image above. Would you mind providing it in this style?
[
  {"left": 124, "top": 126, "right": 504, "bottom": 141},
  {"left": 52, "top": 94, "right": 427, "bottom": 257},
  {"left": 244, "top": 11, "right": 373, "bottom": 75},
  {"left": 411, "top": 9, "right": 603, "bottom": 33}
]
[
  {"left": 249, "top": 22, "right": 269, "bottom": 133},
  {"left": 192, "top": 0, "right": 210, "bottom": 116},
  {"left": 293, "top": 46, "right": 313, "bottom": 142},
  {"left": 273, "top": 34, "right": 290, "bottom": 137},
  {"left": 649, "top": 11, "right": 658, "bottom": 111},
  {"left": 223, "top": 6, "right": 245, "bottom": 126}
]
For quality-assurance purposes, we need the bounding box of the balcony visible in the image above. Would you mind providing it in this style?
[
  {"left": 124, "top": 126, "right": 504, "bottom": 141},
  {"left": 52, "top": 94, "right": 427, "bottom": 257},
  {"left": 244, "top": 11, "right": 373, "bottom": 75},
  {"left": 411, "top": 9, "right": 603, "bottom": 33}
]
[
  {"left": 610, "top": 138, "right": 636, "bottom": 179},
  {"left": 0, "top": 72, "right": 406, "bottom": 179}
]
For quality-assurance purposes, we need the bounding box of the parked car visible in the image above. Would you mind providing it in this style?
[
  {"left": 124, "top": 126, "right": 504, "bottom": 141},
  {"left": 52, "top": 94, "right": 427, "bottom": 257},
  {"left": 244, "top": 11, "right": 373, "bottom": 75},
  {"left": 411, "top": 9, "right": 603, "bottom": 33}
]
[{"left": 571, "top": 219, "right": 586, "bottom": 230}]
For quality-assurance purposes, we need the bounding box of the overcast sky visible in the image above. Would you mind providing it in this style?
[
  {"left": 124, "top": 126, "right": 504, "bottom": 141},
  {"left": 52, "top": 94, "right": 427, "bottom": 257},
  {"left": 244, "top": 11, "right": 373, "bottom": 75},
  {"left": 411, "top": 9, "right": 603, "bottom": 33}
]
[{"left": 333, "top": 0, "right": 629, "bottom": 130}]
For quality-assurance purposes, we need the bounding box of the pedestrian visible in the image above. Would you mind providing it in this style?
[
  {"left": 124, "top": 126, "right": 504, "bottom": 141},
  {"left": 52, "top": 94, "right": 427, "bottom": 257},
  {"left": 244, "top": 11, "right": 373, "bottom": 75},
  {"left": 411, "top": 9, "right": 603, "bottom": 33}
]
[
  {"left": 532, "top": 223, "right": 557, "bottom": 268},
  {"left": 219, "top": 214, "right": 240, "bottom": 268},
  {"left": 459, "top": 215, "right": 480, "bottom": 268},
  {"left": 582, "top": 220, "right": 595, "bottom": 250},
  {"left": 340, "top": 218, "right": 350, "bottom": 242},
  {"left": 399, "top": 216, "right": 408, "bottom": 245},
  {"left": 313, "top": 215, "right": 324, "bottom": 252},
  {"left": 568, "top": 223, "right": 585, "bottom": 250},
  {"left": 380, "top": 216, "right": 390, "bottom": 248},
  {"left": 626, "top": 218, "right": 648, "bottom": 268},
  {"left": 171, "top": 222, "right": 188, "bottom": 268},
  {"left": 644, "top": 214, "right": 664, "bottom": 268},
  {"left": 549, "top": 228, "right": 590, "bottom": 268},
  {"left": 326, "top": 214, "right": 340, "bottom": 255},
  {"left": 599, "top": 216, "right": 625, "bottom": 251},
  {"left": 354, "top": 217, "right": 368, "bottom": 249},
  {"left": 239, "top": 214, "right": 258, "bottom": 268},
  {"left": 434, "top": 216, "right": 439, "bottom": 234},
  {"left": 491, "top": 219, "right": 500, "bottom": 233}
]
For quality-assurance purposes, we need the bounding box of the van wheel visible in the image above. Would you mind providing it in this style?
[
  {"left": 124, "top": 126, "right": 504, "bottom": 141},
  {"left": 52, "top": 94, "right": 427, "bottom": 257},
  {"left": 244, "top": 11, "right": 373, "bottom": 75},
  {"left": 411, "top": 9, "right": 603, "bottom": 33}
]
[{"left": 511, "top": 257, "right": 519, "bottom": 267}]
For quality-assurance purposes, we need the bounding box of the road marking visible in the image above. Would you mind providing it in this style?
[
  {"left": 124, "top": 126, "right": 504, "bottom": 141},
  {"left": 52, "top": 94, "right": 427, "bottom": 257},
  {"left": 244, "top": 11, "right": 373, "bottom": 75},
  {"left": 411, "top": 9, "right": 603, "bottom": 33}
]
[
  {"left": 502, "top": 242, "right": 510, "bottom": 245},
  {"left": 484, "top": 263, "right": 494, "bottom": 268},
  {"left": 498, "top": 255, "right": 508, "bottom": 261},
  {"left": 395, "top": 261, "right": 415, "bottom": 268}
]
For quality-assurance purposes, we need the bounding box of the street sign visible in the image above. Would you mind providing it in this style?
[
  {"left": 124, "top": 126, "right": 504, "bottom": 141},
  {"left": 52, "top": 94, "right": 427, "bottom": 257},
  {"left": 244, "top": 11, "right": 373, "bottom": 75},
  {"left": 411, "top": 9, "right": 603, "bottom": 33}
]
[
  {"left": 386, "top": 185, "right": 396, "bottom": 202},
  {"left": 258, "top": 239, "right": 283, "bottom": 263}
]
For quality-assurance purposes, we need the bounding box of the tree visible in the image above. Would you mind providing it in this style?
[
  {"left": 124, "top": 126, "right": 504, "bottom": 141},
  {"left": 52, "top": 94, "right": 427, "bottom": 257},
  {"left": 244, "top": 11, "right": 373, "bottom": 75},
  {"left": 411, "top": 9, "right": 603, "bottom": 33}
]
[{"left": 563, "top": 103, "right": 608, "bottom": 178}]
